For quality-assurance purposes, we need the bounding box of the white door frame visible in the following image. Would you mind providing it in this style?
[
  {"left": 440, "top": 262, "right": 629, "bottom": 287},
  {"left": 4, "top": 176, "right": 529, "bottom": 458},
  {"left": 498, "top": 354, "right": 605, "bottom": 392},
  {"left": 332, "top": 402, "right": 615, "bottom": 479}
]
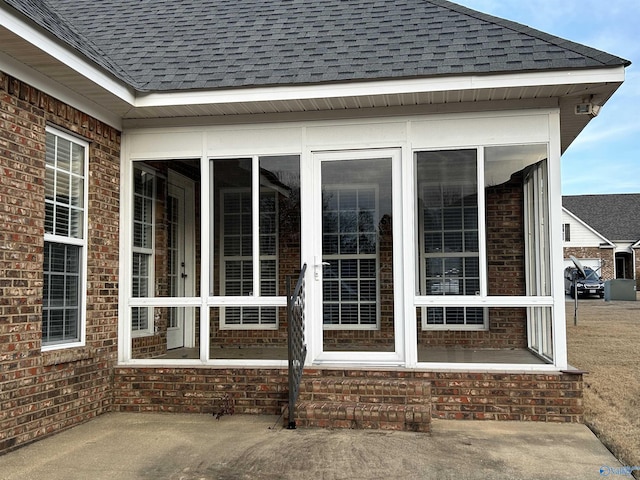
[
  {"left": 167, "top": 170, "right": 196, "bottom": 349},
  {"left": 303, "top": 148, "right": 405, "bottom": 365}
]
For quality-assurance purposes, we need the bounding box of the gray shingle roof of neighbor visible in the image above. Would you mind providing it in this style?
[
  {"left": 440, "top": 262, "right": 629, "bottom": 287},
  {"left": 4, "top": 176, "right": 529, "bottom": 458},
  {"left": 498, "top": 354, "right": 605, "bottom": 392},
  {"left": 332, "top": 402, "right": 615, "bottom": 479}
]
[
  {"left": 563, "top": 194, "right": 640, "bottom": 242},
  {"left": 3, "top": 0, "right": 631, "bottom": 92}
]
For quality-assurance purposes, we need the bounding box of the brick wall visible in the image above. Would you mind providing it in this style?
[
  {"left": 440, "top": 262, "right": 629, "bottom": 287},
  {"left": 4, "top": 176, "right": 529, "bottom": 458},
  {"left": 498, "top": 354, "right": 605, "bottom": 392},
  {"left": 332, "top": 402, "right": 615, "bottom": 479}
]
[
  {"left": 113, "top": 367, "right": 584, "bottom": 423},
  {"left": 113, "top": 367, "right": 290, "bottom": 414},
  {"left": 0, "top": 72, "right": 120, "bottom": 453}
]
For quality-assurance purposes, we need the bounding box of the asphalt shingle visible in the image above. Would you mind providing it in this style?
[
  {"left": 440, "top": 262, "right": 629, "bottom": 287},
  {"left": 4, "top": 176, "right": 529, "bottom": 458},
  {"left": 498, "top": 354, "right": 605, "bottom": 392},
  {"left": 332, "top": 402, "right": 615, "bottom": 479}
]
[
  {"left": 563, "top": 194, "right": 640, "bottom": 242},
  {"left": 3, "top": 0, "right": 631, "bottom": 92}
]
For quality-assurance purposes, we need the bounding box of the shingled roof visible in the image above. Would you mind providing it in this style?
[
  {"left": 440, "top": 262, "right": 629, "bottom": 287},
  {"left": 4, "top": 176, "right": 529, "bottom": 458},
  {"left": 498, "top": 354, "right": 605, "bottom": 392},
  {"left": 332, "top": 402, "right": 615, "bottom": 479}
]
[
  {"left": 3, "top": 0, "right": 630, "bottom": 92},
  {"left": 563, "top": 194, "right": 640, "bottom": 243}
]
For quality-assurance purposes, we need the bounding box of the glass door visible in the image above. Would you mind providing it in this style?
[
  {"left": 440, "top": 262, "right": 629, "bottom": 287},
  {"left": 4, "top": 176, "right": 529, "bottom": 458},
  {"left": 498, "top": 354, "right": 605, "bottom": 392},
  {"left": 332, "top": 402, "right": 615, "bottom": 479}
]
[{"left": 310, "top": 150, "right": 403, "bottom": 363}]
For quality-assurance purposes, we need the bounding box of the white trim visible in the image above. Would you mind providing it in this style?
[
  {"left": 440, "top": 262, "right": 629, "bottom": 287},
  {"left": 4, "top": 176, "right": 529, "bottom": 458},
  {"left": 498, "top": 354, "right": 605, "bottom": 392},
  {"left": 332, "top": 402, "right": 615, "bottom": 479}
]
[
  {"left": 118, "top": 138, "right": 131, "bottom": 362},
  {"left": 401, "top": 141, "right": 416, "bottom": 366},
  {"left": 414, "top": 296, "right": 555, "bottom": 307},
  {"left": 413, "top": 362, "right": 562, "bottom": 372},
  {"left": 1, "top": 5, "right": 134, "bottom": 104},
  {"left": 199, "top": 151, "right": 210, "bottom": 363},
  {"left": 133, "top": 68, "right": 626, "bottom": 108},
  {"left": 0, "top": 51, "right": 123, "bottom": 129},
  {"left": 548, "top": 110, "right": 568, "bottom": 370}
]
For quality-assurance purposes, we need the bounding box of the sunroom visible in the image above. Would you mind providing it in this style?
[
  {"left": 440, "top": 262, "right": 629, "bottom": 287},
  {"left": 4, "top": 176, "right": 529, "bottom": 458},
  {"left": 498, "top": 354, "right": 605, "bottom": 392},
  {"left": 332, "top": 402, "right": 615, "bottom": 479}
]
[{"left": 118, "top": 107, "right": 565, "bottom": 371}]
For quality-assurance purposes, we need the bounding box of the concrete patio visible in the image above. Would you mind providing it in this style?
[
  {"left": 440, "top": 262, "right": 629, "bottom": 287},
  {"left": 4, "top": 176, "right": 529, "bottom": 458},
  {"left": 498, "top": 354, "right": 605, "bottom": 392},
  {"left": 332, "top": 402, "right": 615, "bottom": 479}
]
[{"left": 0, "top": 413, "right": 624, "bottom": 479}]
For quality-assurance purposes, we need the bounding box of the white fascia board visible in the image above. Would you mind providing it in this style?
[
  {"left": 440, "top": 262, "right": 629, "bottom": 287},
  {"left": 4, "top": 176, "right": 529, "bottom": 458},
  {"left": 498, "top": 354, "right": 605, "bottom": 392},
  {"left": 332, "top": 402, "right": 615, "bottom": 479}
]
[
  {"left": 1, "top": 6, "right": 136, "bottom": 105},
  {"left": 134, "top": 67, "right": 626, "bottom": 108},
  {"left": 562, "top": 206, "right": 615, "bottom": 247}
]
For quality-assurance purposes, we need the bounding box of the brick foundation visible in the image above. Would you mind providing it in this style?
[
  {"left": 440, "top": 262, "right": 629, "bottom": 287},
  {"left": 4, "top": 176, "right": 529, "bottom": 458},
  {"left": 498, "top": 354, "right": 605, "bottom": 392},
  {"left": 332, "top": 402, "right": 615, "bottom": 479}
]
[{"left": 112, "top": 367, "right": 583, "bottom": 423}]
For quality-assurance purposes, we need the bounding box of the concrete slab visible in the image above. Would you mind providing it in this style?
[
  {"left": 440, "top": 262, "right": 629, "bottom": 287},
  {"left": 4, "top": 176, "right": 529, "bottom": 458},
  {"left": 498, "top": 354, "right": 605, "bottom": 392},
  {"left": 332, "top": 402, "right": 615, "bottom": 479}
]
[{"left": 0, "top": 413, "right": 623, "bottom": 480}]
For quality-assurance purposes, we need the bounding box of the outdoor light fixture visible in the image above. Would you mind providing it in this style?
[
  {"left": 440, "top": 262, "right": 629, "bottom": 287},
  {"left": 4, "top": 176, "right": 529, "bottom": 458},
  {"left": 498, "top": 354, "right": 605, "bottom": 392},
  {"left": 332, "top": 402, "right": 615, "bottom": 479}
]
[
  {"left": 575, "top": 103, "right": 601, "bottom": 116},
  {"left": 575, "top": 96, "right": 602, "bottom": 117}
]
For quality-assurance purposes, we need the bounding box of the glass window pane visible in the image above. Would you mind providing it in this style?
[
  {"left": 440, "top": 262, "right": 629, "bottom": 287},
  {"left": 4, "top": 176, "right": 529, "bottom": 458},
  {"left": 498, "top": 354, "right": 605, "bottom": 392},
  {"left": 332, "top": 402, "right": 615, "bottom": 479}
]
[
  {"left": 71, "top": 143, "right": 84, "bottom": 175},
  {"left": 57, "top": 138, "right": 71, "bottom": 172},
  {"left": 212, "top": 155, "right": 300, "bottom": 329},
  {"left": 416, "top": 150, "right": 478, "bottom": 297},
  {"left": 321, "top": 157, "right": 392, "bottom": 354},
  {"left": 42, "top": 242, "right": 81, "bottom": 345},
  {"left": 485, "top": 144, "right": 548, "bottom": 296}
]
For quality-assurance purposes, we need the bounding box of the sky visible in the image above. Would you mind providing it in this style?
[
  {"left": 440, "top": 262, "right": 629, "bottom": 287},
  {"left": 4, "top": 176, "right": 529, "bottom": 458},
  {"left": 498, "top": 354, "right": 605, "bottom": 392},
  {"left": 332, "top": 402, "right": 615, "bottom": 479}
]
[{"left": 454, "top": 0, "right": 640, "bottom": 196}]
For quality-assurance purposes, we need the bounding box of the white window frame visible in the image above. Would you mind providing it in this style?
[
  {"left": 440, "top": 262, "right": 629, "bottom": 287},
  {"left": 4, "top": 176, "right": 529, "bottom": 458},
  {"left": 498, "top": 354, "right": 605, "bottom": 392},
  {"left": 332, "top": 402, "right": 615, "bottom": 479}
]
[
  {"left": 131, "top": 164, "right": 155, "bottom": 337},
  {"left": 524, "top": 160, "right": 554, "bottom": 360},
  {"left": 219, "top": 186, "right": 279, "bottom": 329},
  {"left": 42, "top": 126, "right": 88, "bottom": 351},
  {"left": 322, "top": 183, "right": 381, "bottom": 331},
  {"left": 414, "top": 145, "right": 555, "bottom": 339}
]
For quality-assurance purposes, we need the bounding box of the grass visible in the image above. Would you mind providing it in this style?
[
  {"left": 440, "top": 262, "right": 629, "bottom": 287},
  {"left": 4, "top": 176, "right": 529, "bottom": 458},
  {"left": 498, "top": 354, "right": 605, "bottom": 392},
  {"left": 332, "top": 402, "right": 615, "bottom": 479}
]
[{"left": 566, "top": 294, "right": 640, "bottom": 475}]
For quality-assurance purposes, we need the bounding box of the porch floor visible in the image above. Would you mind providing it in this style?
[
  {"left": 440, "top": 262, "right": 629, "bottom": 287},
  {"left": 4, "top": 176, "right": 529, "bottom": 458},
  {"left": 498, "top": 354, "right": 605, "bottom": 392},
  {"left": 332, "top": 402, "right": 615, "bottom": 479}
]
[
  {"left": 159, "top": 346, "right": 548, "bottom": 364},
  {"left": 417, "top": 347, "right": 547, "bottom": 364}
]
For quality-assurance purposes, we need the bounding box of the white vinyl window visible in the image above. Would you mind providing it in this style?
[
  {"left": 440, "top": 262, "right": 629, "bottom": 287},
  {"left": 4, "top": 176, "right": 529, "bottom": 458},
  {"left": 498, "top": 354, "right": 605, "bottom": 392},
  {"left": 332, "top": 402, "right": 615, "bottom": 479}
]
[
  {"left": 132, "top": 166, "right": 154, "bottom": 335},
  {"left": 220, "top": 188, "right": 278, "bottom": 328},
  {"left": 43, "top": 127, "right": 88, "bottom": 348}
]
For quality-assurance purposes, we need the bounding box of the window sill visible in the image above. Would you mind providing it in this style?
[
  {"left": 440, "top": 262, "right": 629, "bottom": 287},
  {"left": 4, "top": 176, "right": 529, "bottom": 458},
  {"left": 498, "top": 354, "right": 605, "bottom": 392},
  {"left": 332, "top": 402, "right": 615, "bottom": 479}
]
[
  {"left": 42, "top": 346, "right": 93, "bottom": 366},
  {"left": 421, "top": 326, "right": 489, "bottom": 331}
]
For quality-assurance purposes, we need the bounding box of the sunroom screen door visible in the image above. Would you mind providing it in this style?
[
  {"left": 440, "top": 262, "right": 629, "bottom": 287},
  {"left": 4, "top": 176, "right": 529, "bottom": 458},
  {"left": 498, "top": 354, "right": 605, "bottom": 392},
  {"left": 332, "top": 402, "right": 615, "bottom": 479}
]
[{"left": 313, "top": 150, "right": 402, "bottom": 361}]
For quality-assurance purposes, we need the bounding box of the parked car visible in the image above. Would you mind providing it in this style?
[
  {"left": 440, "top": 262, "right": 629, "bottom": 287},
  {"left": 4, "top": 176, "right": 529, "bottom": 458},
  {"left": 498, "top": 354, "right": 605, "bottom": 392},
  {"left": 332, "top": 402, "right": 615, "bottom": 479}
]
[{"left": 564, "top": 266, "right": 604, "bottom": 298}]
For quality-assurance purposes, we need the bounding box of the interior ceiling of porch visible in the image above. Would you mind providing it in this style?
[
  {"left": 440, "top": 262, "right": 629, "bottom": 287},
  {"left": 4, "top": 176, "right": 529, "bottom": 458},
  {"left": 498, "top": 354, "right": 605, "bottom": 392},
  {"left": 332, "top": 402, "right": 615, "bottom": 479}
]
[{"left": 0, "top": 24, "right": 622, "bottom": 153}]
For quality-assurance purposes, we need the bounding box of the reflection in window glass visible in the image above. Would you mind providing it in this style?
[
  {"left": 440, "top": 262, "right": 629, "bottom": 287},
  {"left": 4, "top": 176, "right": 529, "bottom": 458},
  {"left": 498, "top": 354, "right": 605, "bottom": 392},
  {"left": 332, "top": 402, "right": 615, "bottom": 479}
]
[
  {"left": 213, "top": 156, "right": 300, "bottom": 329},
  {"left": 416, "top": 150, "right": 483, "bottom": 328},
  {"left": 485, "top": 144, "right": 549, "bottom": 296},
  {"left": 321, "top": 158, "right": 391, "bottom": 330}
]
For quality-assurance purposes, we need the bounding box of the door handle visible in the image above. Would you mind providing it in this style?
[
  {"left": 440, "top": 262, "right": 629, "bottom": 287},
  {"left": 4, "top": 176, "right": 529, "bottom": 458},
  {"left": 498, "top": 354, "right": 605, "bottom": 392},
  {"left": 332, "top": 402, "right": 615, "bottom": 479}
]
[{"left": 314, "top": 257, "right": 330, "bottom": 281}]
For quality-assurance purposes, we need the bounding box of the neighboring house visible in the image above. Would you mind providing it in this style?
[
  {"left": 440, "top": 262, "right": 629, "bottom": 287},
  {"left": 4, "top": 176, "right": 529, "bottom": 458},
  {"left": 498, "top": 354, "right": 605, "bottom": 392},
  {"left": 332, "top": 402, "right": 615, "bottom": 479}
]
[
  {"left": 0, "top": 0, "right": 630, "bottom": 451},
  {"left": 563, "top": 194, "right": 640, "bottom": 288}
]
